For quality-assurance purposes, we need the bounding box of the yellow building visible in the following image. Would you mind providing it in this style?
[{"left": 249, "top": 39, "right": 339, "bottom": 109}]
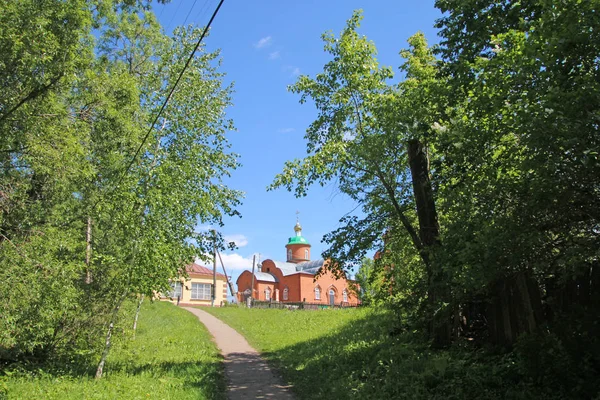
[{"left": 161, "top": 263, "right": 229, "bottom": 306}]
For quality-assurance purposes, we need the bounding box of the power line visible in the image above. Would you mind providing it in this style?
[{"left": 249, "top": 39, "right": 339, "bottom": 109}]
[
  {"left": 165, "top": 0, "right": 183, "bottom": 33},
  {"left": 114, "top": 0, "right": 226, "bottom": 193},
  {"left": 194, "top": 0, "right": 213, "bottom": 24},
  {"left": 181, "top": 0, "right": 200, "bottom": 27},
  {"left": 68, "top": 0, "right": 227, "bottom": 228}
]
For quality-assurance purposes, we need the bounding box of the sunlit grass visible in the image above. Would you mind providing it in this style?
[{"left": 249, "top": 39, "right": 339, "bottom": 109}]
[
  {"left": 205, "top": 306, "right": 578, "bottom": 400},
  {"left": 4, "top": 302, "right": 225, "bottom": 400}
]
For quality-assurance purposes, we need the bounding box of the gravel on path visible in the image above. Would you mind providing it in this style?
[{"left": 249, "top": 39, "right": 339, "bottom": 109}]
[{"left": 182, "top": 307, "right": 296, "bottom": 400}]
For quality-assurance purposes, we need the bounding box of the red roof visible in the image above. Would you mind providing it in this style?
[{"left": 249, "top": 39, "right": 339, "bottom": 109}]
[{"left": 186, "top": 263, "right": 226, "bottom": 279}]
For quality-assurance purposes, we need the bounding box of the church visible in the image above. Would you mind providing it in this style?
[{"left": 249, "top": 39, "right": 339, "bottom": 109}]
[{"left": 236, "top": 220, "right": 360, "bottom": 306}]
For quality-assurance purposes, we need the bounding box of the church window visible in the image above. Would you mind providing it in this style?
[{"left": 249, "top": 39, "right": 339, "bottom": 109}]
[
  {"left": 343, "top": 289, "right": 348, "bottom": 303},
  {"left": 287, "top": 249, "right": 292, "bottom": 261},
  {"left": 283, "top": 287, "right": 289, "bottom": 301},
  {"left": 304, "top": 249, "right": 309, "bottom": 260},
  {"left": 265, "top": 287, "right": 271, "bottom": 301},
  {"left": 315, "top": 286, "right": 321, "bottom": 300}
]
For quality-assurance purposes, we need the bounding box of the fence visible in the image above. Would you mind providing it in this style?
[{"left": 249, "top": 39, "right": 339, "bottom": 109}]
[{"left": 248, "top": 300, "right": 360, "bottom": 310}]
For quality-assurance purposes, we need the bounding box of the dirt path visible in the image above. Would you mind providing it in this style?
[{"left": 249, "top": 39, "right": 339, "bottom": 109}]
[{"left": 182, "top": 307, "right": 295, "bottom": 400}]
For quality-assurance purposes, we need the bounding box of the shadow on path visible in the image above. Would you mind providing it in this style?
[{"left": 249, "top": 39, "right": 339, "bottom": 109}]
[{"left": 183, "top": 307, "right": 295, "bottom": 400}]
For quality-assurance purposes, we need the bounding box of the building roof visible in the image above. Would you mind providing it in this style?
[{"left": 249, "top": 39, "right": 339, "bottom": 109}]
[
  {"left": 186, "top": 263, "right": 226, "bottom": 279},
  {"left": 287, "top": 235, "right": 310, "bottom": 245},
  {"left": 296, "top": 259, "right": 325, "bottom": 274},
  {"left": 287, "top": 220, "right": 310, "bottom": 245},
  {"left": 271, "top": 259, "right": 325, "bottom": 276},
  {"left": 254, "top": 271, "right": 278, "bottom": 282}
]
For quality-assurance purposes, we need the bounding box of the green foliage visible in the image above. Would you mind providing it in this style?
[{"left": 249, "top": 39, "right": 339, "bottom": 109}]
[
  {"left": 272, "top": 1, "right": 599, "bottom": 352},
  {"left": 2, "top": 302, "right": 225, "bottom": 399},
  {"left": 0, "top": 0, "right": 241, "bottom": 370}
]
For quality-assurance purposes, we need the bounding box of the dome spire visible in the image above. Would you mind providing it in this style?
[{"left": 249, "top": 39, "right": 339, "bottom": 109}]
[{"left": 294, "top": 210, "right": 302, "bottom": 236}]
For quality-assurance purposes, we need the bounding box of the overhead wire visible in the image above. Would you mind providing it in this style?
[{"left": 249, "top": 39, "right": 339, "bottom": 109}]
[
  {"left": 76, "top": 0, "right": 227, "bottom": 227},
  {"left": 194, "top": 0, "right": 213, "bottom": 24},
  {"left": 119, "top": 0, "right": 226, "bottom": 185},
  {"left": 165, "top": 0, "right": 183, "bottom": 33},
  {"left": 181, "top": 0, "right": 200, "bottom": 27}
]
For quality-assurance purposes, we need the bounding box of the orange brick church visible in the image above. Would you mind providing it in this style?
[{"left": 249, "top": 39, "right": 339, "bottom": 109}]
[{"left": 236, "top": 220, "right": 360, "bottom": 306}]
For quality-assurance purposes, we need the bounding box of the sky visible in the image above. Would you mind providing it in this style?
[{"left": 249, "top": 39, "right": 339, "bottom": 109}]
[{"left": 153, "top": 0, "right": 443, "bottom": 292}]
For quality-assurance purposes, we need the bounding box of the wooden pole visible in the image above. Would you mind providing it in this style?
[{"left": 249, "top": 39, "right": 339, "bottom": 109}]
[
  {"left": 217, "top": 249, "right": 235, "bottom": 296},
  {"left": 212, "top": 230, "right": 217, "bottom": 307},
  {"left": 250, "top": 255, "right": 256, "bottom": 302}
]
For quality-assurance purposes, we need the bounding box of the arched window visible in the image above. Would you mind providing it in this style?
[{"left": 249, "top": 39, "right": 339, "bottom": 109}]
[
  {"left": 314, "top": 286, "right": 321, "bottom": 300},
  {"left": 283, "top": 287, "right": 289, "bottom": 301},
  {"left": 329, "top": 289, "right": 335, "bottom": 305},
  {"left": 265, "top": 287, "right": 271, "bottom": 301},
  {"left": 287, "top": 249, "right": 292, "bottom": 261},
  {"left": 343, "top": 289, "right": 348, "bottom": 303},
  {"left": 304, "top": 249, "right": 309, "bottom": 260}
]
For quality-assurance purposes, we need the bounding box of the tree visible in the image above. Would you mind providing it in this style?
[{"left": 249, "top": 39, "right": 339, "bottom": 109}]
[
  {"left": 0, "top": 0, "right": 242, "bottom": 372},
  {"left": 434, "top": 0, "right": 600, "bottom": 346},
  {"left": 270, "top": 11, "right": 451, "bottom": 346}
]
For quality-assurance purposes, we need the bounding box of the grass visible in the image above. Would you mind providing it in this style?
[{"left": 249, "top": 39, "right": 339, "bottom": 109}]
[
  {"left": 205, "top": 306, "right": 590, "bottom": 400},
  {"left": 2, "top": 302, "right": 225, "bottom": 400}
]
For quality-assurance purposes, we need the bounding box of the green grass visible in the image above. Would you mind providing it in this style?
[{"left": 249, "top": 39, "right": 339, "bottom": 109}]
[
  {"left": 3, "top": 302, "right": 225, "bottom": 400},
  {"left": 205, "top": 306, "right": 589, "bottom": 400}
]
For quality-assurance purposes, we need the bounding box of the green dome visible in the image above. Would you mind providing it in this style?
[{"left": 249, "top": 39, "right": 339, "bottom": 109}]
[{"left": 288, "top": 235, "right": 309, "bottom": 245}]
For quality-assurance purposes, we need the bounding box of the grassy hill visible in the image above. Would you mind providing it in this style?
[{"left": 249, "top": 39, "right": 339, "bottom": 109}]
[
  {"left": 2, "top": 302, "right": 225, "bottom": 400},
  {"left": 206, "top": 306, "right": 590, "bottom": 400}
]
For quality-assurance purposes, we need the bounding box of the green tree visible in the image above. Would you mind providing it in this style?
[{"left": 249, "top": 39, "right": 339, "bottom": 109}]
[
  {"left": 270, "top": 11, "right": 451, "bottom": 345},
  {"left": 0, "top": 1, "right": 241, "bottom": 373},
  {"left": 434, "top": 0, "right": 600, "bottom": 346}
]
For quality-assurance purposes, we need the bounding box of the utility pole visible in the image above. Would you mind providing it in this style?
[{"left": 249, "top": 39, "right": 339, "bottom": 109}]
[
  {"left": 212, "top": 230, "right": 217, "bottom": 307},
  {"left": 250, "top": 254, "right": 256, "bottom": 303},
  {"left": 217, "top": 249, "right": 235, "bottom": 297}
]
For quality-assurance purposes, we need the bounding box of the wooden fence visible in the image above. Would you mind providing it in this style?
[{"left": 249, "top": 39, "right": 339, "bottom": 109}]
[{"left": 249, "top": 300, "right": 360, "bottom": 310}]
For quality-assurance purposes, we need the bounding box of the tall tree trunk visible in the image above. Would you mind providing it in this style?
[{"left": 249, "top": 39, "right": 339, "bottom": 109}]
[
  {"left": 132, "top": 294, "right": 144, "bottom": 339},
  {"left": 85, "top": 216, "right": 92, "bottom": 284},
  {"left": 407, "top": 139, "right": 450, "bottom": 347},
  {"left": 95, "top": 292, "right": 126, "bottom": 379}
]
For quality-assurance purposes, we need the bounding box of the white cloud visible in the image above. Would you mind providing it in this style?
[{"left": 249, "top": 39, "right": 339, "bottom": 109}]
[
  {"left": 223, "top": 234, "right": 248, "bottom": 248},
  {"left": 268, "top": 51, "right": 280, "bottom": 60},
  {"left": 284, "top": 65, "right": 301, "bottom": 77},
  {"left": 278, "top": 127, "right": 295, "bottom": 133},
  {"left": 197, "top": 252, "right": 258, "bottom": 273},
  {"left": 195, "top": 224, "right": 212, "bottom": 232},
  {"left": 254, "top": 36, "right": 272, "bottom": 49}
]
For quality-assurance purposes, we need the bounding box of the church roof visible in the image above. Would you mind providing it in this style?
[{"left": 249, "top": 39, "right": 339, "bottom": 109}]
[
  {"left": 287, "top": 235, "right": 309, "bottom": 245},
  {"left": 272, "top": 259, "right": 325, "bottom": 276},
  {"left": 287, "top": 219, "right": 310, "bottom": 245},
  {"left": 295, "top": 259, "right": 325, "bottom": 274},
  {"left": 254, "top": 271, "right": 278, "bottom": 282}
]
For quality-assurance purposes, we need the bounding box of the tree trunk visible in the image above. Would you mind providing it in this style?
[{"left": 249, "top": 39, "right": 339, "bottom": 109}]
[
  {"left": 407, "top": 139, "right": 450, "bottom": 347},
  {"left": 95, "top": 293, "right": 126, "bottom": 379},
  {"left": 132, "top": 294, "right": 144, "bottom": 339},
  {"left": 85, "top": 216, "right": 92, "bottom": 284}
]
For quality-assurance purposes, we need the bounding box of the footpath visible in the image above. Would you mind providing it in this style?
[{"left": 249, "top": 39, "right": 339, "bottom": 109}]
[{"left": 182, "top": 307, "right": 295, "bottom": 400}]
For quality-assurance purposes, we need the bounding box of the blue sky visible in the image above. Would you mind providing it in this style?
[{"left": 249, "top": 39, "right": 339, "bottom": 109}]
[{"left": 154, "top": 0, "right": 442, "bottom": 288}]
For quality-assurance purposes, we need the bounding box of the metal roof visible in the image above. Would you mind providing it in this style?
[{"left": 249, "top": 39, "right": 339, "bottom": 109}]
[
  {"left": 287, "top": 235, "right": 309, "bottom": 245},
  {"left": 295, "top": 259, "right": 325, "bottom": 274},
  {"left": 254, "top": 272, "right": 278, "bottom": 282},
  {"left": 186, "top": 263, "right": 226, "bottom": 278},
  {"left": 270, "top": 259, "right": 325, "bottom": 276}
]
